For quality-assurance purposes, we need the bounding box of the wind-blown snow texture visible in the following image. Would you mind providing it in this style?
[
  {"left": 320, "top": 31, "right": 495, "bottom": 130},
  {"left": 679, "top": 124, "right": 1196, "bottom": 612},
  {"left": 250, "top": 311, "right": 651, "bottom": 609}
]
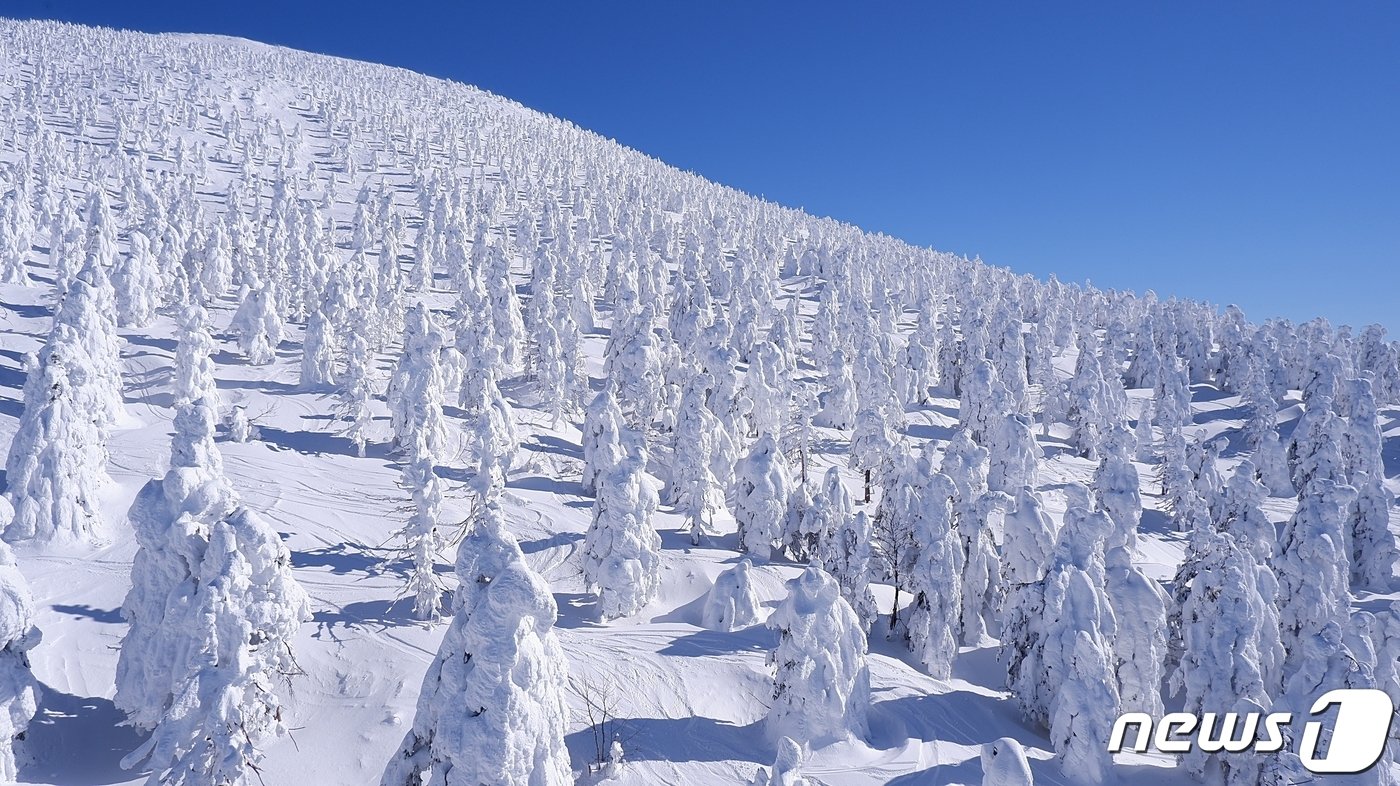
[{"left": 0, "top": 17, "right": 1398, "bottom": 786}]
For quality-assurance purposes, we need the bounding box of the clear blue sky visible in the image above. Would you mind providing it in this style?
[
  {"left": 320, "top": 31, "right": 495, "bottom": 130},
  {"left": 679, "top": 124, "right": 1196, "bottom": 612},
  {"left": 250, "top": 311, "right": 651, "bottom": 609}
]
[{"left": 10, "top": 1, "right": 1399, "bottom": 331}]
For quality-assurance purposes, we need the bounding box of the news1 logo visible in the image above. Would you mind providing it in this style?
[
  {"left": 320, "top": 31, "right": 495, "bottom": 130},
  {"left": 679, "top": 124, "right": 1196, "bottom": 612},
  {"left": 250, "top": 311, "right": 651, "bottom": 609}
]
[{"left": 1108, "top": 689, "right": 1395, "bottom": 774}]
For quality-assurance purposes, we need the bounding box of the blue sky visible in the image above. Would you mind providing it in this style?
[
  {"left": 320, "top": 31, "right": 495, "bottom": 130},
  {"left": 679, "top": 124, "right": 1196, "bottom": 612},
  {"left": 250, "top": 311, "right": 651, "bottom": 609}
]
[{"left": 11, "top": 2, "right": 1398, "bottom": 330}]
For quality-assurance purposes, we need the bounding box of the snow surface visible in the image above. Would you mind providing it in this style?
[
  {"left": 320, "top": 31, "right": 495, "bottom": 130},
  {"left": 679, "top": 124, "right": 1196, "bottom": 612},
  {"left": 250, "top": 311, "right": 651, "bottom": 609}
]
[{"left": 0, "top": 18, "right": 1396, "bottom": 786}]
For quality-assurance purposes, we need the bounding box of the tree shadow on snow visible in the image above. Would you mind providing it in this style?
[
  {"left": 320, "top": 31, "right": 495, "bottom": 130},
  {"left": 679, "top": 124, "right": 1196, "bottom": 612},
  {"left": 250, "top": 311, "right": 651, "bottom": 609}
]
[
  {"left": 869, "top": 688, "right": 1035, "bottom": 749},
  {"left": 0, "top": 358, "right": 27, "bottom": 392},
  {"left": 523, "top": 434, "right": 584, "bottom": 462},
  {"left": 1213, "top": 426, "right": 1252, "bottom": 459},
  {"left": 649, "top": 591, "right": 709, "bottom": 627},
  {"left": 552, "top": 592, "right": 606, "bottom": 629},
  {"left": 656, "top": 626, "right": 775, "bottom": 658},
  {"left": 19, "top": 684, "right": 149, "bottom": 785},
  {"left": 0, "top": 299, "right": 53, "bottom": 322},
  {"left": 256, "top": 424, "right": 364, "bottom": 457},
  {"left": 293, "top": 542, "right": 399, "bottom": 577},
  {"left": 906, "top": 420, "right": 956, "bottom": 444},
  {"left": 50, "top": 604, "right": 123, "bottom": 624},
  {"left": 656, "top": 527, "right": 743, "bottom": 556},
  {"left": 122, "top": 333, "right": 176, "bottom": 354},
  {"left": 1137, "top": 507, "right": 1186, "bottom": 540},
  {"left": 1382, "top": 418, "right": 1400, "bottom": 478},
  {"left": 311, "top": 596, "right": 436, "bottom": 634},
  {"left": 209, "top": 348, "right": 254, "bottom": 365},
  {"left": 519, "top": 530, "right": 584, "bottom": 555},
  {"left": 565, "top": 715, "right": 765, "bottom": 767},
  {"left": 870, "top": 687, "right": 1075, "bottom": 786},
  {"left": 1192, "top": 399, "right": 1251, "bottom": 424},
  {"left": 216, "top": 377, "right": 302, "bottom": 395}
]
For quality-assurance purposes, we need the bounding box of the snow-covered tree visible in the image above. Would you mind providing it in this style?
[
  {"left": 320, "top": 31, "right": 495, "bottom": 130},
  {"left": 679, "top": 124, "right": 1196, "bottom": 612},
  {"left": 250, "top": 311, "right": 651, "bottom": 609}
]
[
  {"left": 67, "top": 250, "right": 125, "bottom": 415},
  {"left": 604, "top": 306, "right": 664, "bottom": 431},
  {"left": 810, "top": 469, "right": 878, "bottom": 631},
  {"left": 732, "top": 434, "right": 791, "bottom": 562},
  {"left": 1065, "top": 332, "right": 1115, "bottom": 460},
  {"left": 484, "top": 243, "right": 525, "bottom": 373},
  {"left": 338, "top": 321, "right": 377, "bottom": 457},
  {"left": 300, "top": 305, "right": 338, "bottom": 390},
  {"left": 751, "top": 737, "right": 812, "bottom": 786},
  {"left": 583, "top": 442, "right": 661, "bottom": 620},
  {"left": 898, "top": 315, "right": 938, "bottom": 408},
  {"left": 979, "top": 737, "right": 1033, "bottom": 786},
  {"left": 1349, "top": 472, "right": 1397, "bottom": 592},
  {"left": 460, "top": 369, "right": 518, "bottom": 500},
  {"left": 116, "top": 400, "right": 310, "bottom": 785},
  {"left": 1288, "top": 393, "right": 1345, "bottom": 493},
  {"left": 993, "top": 317, "right": 1031, "bottom": 413},
  {"left": 959, "top": 359, "right": 1003, "bottom": 442},
  {"left": 173, "top": 302, "right": 219, "bottom": 408},
  {"left": 1277, "top": 478, "right": 1355, "bottom": 677},
  {"left": 1106, "top": 558, "right": 1166, "bottom": 719},
  {"left": 113, "top": 230, "right": 160, "bottom": 327},
  {"left": 767, "top": 567, "right": 870, "bottom": 746},
  {"left": 387, "top": 303, "right": 447, "bottom": 455},
  {"left": 1050, "top": 632, "right": 1119, "bottom": 785},
  {"left": 0, "top": 192, "right": 32, "bottom": 285},
  {"left": 47, "top": 191, "right": 82, "bottom": 295},
  {"left": 1161, "top": 429, "right": 1208, "bottom": 531},
  {"left": 986, "top": 412, "right": 1040, "bottom": 494},
  {"left": 229, "top": 279, "right": 283, "bottom": 365},
  {"left": 779, "top": 481, "right": 815, "bottom": 562},
  {"left": 1341, "top": 376, "right": 1398, "bottom": 590},
  {"left": 1254, "top": 429, "right": 1294, "bottom": 498},
  {"left": 703, "top": 559, "right": 761, "bottom": 632},
  {"left": 1277, "top": 617, "right": 1375, "bottom": 780},
  {"left": 1133, "top": 399, "right": 1157, "bottom": 462},
  {"left": 668, "top": 373, "right": 726, "bottom": 545},
  {"left": 3, "top": 289, "right": 117, "bottom": 544},
  {"left": 0, "top": 538, "right": 40, "bottom": 781},
  {"left": 1241, "top": 362, "right": 1293, "bottom": 496},
  {"left": 848, "top": 407, "right": 893, "bottom": 504},
  {"left": 1004, "top": 490, "right": 1118, "bottom": 735},
  {"left": 399, "top": 434, "right": 446, "bottom": 622},
  {"left": 196, "top": 222, "right": 233, "bottom": 300},
  {"left": 382, "top": 496, "right": 571, "bottom": 786},
  {"left": 1187, "top": 436, "right": 1226, "bottom": 519},
  {"left": 813, "top": 349, "right": 857, "bottom": 431},
  {"left": 1374, "top": 605, "right": 1400, "bottom": 780},
  {"left": 958, "top": 490, "right": 1004, "bottom": 646},
  {"left": 581, "top": 385, "right": 624, "bottom": 496},
  {"left": 1091, "top": 428, "right": 1168, "bottom": 715},
  {"left": 1170, "top": 526, "right": 1280, "bottom": 786},
  {"left": 1000, "top": 486, "right": 1057, "bottom": 589},
  {"left": 893, "top": 450, "right": 964, "bottom": 678},
  {"left": 938, "top": 429, "right": 1004, "bottom": 645},
  {"left": 225, "top": 405, "right": 256, "bottom": 444},
  {"left": 1153, "top": 356, "right": 1194, "bottom": 433},
  {"left": 1093, "top": 427, "right": 1141, "bottom": 559},
  {"left": 1222, "top": 461, "right": 1280, "bottom": 569}
]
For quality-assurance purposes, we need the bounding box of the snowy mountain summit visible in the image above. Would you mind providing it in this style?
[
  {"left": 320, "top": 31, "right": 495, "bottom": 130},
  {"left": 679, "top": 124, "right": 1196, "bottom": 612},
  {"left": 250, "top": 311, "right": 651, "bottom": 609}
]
[{"left": 0, "top": 17, "right": 1398, "bottom": 786}]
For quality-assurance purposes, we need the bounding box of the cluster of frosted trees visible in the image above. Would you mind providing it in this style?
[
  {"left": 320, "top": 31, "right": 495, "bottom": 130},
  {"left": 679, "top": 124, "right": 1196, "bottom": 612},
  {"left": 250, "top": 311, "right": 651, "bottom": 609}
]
[
  {"left": 0, "top": 508, "right": 40, "bottom": 782},
  {"left": 1, "top": 17, "right": 1399, "bottom": 785}
]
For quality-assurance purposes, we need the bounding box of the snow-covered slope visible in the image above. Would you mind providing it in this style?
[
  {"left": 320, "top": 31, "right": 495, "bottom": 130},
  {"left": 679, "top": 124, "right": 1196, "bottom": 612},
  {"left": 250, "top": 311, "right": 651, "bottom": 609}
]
[{"left": 0, "top": 18, "right": 1397, "bottom": 786}]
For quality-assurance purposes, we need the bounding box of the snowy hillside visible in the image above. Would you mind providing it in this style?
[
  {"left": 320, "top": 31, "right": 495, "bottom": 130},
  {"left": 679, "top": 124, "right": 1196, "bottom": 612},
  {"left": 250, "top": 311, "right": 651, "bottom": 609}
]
[{"left": 0, "top": 18, "right": 1398, "bottom": 786}]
